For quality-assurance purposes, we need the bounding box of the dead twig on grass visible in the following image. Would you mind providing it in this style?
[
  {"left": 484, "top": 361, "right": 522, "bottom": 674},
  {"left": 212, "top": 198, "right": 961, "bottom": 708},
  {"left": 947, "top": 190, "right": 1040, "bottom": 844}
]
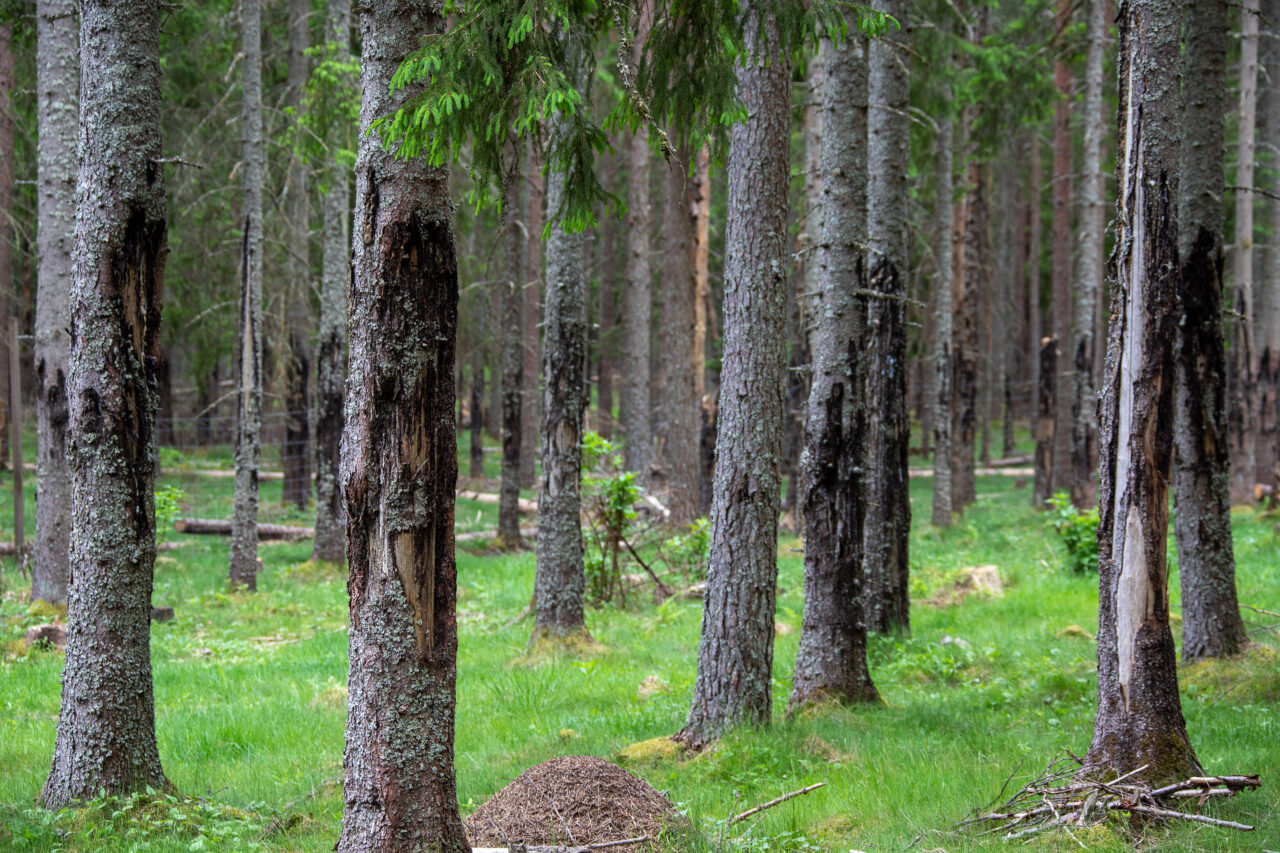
[{"left": 727, "top": 782, "right": 826, "bottom": 826}]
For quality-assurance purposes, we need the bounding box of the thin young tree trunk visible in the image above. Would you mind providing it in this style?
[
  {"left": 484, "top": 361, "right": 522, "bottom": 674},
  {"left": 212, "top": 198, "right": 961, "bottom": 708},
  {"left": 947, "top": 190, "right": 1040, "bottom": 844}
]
[
  {"left": 863, "top": 0, "right": 911, "bottom": 636},
  {"left": 282, "top": 0, "right": 312, "bottom": 510},
  {"left": 41, "top": 0, "right": 168, "bottom": 807},
  {"left": 790, "top": 31, "right": 878, "bottom": 708},
  {"left": 678, "top": 2, "right": 789, "bottom": 747},
  {"left": 931, "top": 110, "right": 954, "bottom": 528},
  {"left": 1051, "top": 0, "right": 1075, "bottom": 491},
  {"left": 1229, "top": 0, "right": 1262, "bottom": 504},
  {"left": 532, "top": 43, "right": 591, "bottom": 644},
  {"left": 522, "top": 137, "right": 542, "bottom": 483},
  {"left": 336, "top": 2, "right": 469, "bottom": 849},
  {"left": 1071, "top": 0, "right": 1106, "bottom": 509},
  {"left": 31, "top": 0, "right": 76, "bottom": 603},
  {"left": 693, "top": 147, "right": 713, "bottom": 517},
  {"left": 620, "top": 5, "right": 653, "bottom": 479},
  {"left": 312, "top": 0, "right": 350, "bottom": 565},
  {"left": 1085, "top": 0, "right": 1200, "bottom": 784},
  {"left": 657, "top": 149, "right": 700, "bottom": 525},
  {"left": 1174, "top": 0, "right": 1247, "bottom": 663},
  {"left": 1027, "top": 136, "right": 1043, "bottom": 428},
  {"left": 230, "top": 0, "right": 264, "bottom": 591},
  {"left": 497, "top": 153, "right": 525, "bottom": 549},
  {"left": 1034, "top": 337, "right": 1057, "bottom": 508}
]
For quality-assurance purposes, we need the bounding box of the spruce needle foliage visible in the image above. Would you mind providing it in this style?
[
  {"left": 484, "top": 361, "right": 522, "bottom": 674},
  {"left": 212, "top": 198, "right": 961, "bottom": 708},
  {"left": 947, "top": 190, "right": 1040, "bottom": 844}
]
[{"left": 376, "top": 0, "right": 890, "bottom": 232}]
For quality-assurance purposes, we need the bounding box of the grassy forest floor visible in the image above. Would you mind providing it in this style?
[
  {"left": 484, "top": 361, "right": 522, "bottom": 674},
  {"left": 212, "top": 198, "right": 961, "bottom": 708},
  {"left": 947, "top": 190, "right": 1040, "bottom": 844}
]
[{"left": 1, "top": 428, "right": 1278, "bottom": 852}]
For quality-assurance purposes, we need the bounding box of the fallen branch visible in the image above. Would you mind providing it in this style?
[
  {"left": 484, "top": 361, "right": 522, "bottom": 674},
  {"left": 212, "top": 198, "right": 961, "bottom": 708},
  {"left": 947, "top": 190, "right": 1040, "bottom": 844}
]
[
  {"left": 457, "top": 489, "right": 538, "bottom": 514},
  {"left": 966, "top": 755, "right": 1261, "bottom": 839},
  {"left": 1242, "top": 603, "right": 1280, "bottom": 620},
  {"left": 618, "top": 534, "right": 674, "bottom": 598},
  {"left": 727, "top": 782, "right": 826, "bottom": 826},
  {"left": 174, "top": 518, "right": 313, "bottom": 539}
]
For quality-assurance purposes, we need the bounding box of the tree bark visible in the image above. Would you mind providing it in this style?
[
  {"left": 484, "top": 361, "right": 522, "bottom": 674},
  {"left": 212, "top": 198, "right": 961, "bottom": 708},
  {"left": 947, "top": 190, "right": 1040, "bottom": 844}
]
[
  {"left": 0, "top": 21, "right": 9, "bottom": 472},
  {"left": 620, "top": 4, "right": 653, "bottom": 480},
  {"left": 1229, "top": 0, "right": 1262, "bottom": 504},
  {"left": 952, "top": 160, "right": 982, "bottom": 514},
  {"left": 656, "top": 148, "right": 700, "bottom": 525},
  {"left": 532, "top": 42, "right": 591, "bottom": 644},
  {"left": 1085, "top": 0, "right": 1199, "bottom": 784},
  {"left": 596, "top": 151, "right": 618, "bottom": 439},
  {"left": 1259, "top": 0, "right": 1280, "bottom": 489},
  {"left": 1027, "top": 136, "right": 1044, "bottom": 429},
  {"left": 230, "top": 0, "right": 264, "bottom": 591},
  {"left": 282, "top": 0, "right": 312, "bottom": 511},
  {"left": 931, "top": 109, "right": 954, "bottom": 528},
  {"left": 31, "top": 0, "right": 77, "bottom": 603},
  {"left": 1174, "top": 0, "right": 1247, "bottom": 663},
  {"left": 1070, "top": 0, "right": 1106, "bottom": 509},
  {"left": 498, "top": 154, "right": 526, "bottom": 549},
  {"left": 312, "top": 0, "right": 350, "bottom": 565},
  {"left": 678, "top": 2, "right": 789, "bottom": 747},
  {"left": 790, "top": 31, "right": 878, "bottom": 708},
  {"left": 336, "top": 2, "right": 469, "bottom": 850},
  {"left": 522, "top": 136, "right": 543, "bottom": 484},
  {"left": 1034, "top": 337, "right": 1057, "bottom": 508},
  {"left": 1051, "top": 0, "right": 1075, "bottom": 491},
  {"left": 41, "top": 0, "right": 169, "bottom": 808},
  {"left": 863, "top": 0, "right": 912, "bottom": 636}
]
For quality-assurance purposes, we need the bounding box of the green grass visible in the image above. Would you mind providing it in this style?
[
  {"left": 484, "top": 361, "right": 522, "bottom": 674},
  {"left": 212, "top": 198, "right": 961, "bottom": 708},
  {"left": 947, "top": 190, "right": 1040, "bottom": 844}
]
[{"left": 0, "top": 427, "right": 1278, "bottom": 851}]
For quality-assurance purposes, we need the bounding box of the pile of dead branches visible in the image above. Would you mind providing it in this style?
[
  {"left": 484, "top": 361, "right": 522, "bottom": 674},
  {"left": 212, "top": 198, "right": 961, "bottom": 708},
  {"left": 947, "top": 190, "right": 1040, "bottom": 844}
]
[{"left": 965, "top": 754, "right": 1261, "bottom": 840}]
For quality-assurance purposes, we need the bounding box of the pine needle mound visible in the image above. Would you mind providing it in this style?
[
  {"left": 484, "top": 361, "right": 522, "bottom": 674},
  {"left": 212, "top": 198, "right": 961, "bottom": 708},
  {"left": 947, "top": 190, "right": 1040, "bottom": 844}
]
[{"left": 464, "top": 755, "right": 687, "bottom": 850}]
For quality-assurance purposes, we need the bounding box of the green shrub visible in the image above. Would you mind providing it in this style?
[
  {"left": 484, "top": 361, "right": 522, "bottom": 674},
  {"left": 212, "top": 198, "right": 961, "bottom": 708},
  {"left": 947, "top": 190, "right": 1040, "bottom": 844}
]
[{"left": 1047, "top": 492, "right": 1099, "bottom": 574}]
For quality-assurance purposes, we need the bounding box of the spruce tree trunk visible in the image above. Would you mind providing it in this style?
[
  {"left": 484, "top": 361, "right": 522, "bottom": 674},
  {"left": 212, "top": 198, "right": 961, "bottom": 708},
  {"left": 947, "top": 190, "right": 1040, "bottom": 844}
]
[
  {"left": 532, "top": 46, "right": 591, "bottom": 644},
  {"left": 1259, "top": 0, "right": 1280, "bottom": 489},
  {"left": 469, "top": 354, "right": 485, "bottom": 479},
  {"left": 931, "top": 110, "right": 954, "bottom": 528},
  {"left": 679, "top": 3, "right": 789, "bottom": 747},
  {"left": 620, "top": 7, "right": 653, "bottom": 479},
  {"left": 1085, "top": 0, "right": 1199, "bottom": 784},
  {"left": 282, "top": 0, "right": 312, "bottom": 510},
  {"left": 32, "top": 0, "right": 77, "bottom": 604},
  {"left": 1070, "top": 0, "right": 1106, "bottom": 509},
  {"left": 1034, "top": 337, "right": 1057, "bottom": 508},
  {"left": 1027, "top": 137, "right": 1043, "bottom": 429},
  {"left": 1174, "top": 0, "right": 1247, "bottom": 663},
  {"left": 0, "top": 21, "right": 9, "bottom": 472},
  {"left": 41, "top": 0, "right": 168, "bottom": 808},
  {"left": 312, "top": 0, "right": 350, "bottom": 565},
  {"left": 657, "top": 149, "right": 700, "bottom": 525},
  {"left": 596, "top": 151, "right": 618, "bottom": 439},
  {"left": 1050, "top": 0, "right": 1075, "bottom": 490},
  {"left": 1229, "top": 0, "right": 1261, "bottom": 505},
  {"left": 863, "top": 0, "right": 911, "bottom": 636},
  {"left": 952, "top": 161, "right": 982, "bottom": 513},
  {"left": 336, "top": 2, "right": 469, "bottom": 849},
  {"left": 521, "top": 138, "right": 543, "bottom": 483},
  {"left": 790, "top": 31, "right": 878, "bottom": 708},
  {"left": 497, "top": 157, "right": 525, "bottom": 549},
  {"left": 230, "top": 0, "right": 264, "bottom": 591}
]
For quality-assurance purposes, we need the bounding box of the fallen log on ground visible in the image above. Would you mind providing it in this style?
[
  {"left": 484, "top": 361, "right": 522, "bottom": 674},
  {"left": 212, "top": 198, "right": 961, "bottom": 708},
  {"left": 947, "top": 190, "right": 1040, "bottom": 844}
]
[
  {"left": 456, "top": 527, "right": 538, "bottom": 543},
  {"left": 174, "top": 518, "right": 314, "bottom": 539}
]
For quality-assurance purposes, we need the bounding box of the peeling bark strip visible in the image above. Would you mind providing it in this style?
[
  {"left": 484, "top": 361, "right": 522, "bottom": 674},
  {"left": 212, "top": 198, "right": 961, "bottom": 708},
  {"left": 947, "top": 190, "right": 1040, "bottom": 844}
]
[
  {"left": 230, "top": 0, "right": 264, "bottom": 591},
  {"left": 532, "top": 38, "right": 590, "bottom": 643},
  {"left": 41, "top": 0, "right": 168, "bottom": 809},
  {"left": 790, "top": 30, "right": 878, "bottom": 709},
  {"left": 1174, "top": 0, "right": 1246, "bottom": 663},
  {"left": 1086, "top": 0, "right": 1199, "bottom": 784},
  {"left": 337, "top": 1, "right": 468, "bottom": 850},
  {"left": 32, "top": 0, "right": 77, "bottom": 604},
  {"left": 678, "top": 1, "right": 789, "bottom": 748},
  {"left": 863, "top": 0, "right": 912, "bottom": 636}
]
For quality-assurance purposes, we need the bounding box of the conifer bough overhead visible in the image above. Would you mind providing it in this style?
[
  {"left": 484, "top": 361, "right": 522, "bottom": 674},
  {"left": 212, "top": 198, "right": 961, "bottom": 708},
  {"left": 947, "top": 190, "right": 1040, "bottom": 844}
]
[{"left": 375, "top": 0, "right": 889, "bottom": 231}]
